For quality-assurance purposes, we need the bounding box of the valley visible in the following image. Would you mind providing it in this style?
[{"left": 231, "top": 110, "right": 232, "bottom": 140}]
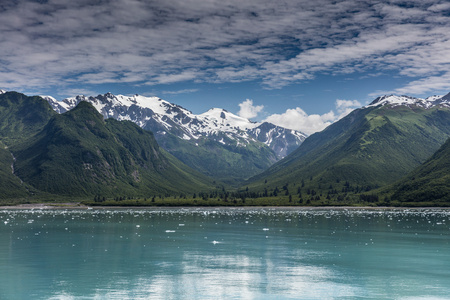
[{"left": 1, "top": 90, "right": 449, "bottom": 207}]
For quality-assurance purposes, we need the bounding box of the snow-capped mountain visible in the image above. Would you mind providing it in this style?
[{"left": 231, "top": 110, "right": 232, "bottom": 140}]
[
  {"left": 249, "top": 122, "right": 306, "bottom": 158},
  {"left": 43, "top": 92, "right": 307, "bottom": 158},
  {"left": 368, "top": 93, "right": 450, "bottom": 109},
  {"left": 0, "top": 89, "right": 6, "bottom": 94},
  {"left": 43, "top": 92, "right": 308, "bottom": 183}
]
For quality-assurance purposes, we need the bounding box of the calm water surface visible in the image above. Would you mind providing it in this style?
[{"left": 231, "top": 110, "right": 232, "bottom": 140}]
[{"left": 1, "top": 207, "right": 449, "bottom": 299}]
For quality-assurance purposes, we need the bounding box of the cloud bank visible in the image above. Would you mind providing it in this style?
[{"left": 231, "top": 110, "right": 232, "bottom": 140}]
[
  {"left": 1, "top": 0, "right": 450, "bottom": 97},
  {"left": 264, "top": 99, "right": 361, "bottom": 135},
  {"left": 238, "top": 99, "right": 264, "bottom": 119}
]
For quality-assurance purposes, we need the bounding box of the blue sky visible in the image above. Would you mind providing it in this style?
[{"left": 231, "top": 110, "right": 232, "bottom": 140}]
[{"left": 1, "top": 0, "right": 450, "bottom": 134}]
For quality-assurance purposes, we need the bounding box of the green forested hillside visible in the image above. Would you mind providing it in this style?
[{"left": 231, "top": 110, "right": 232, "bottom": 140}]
[
  {"left": 0, "top": 142, "right": 32, "bottom": 198},
  {"left": 0, "top": 92, "right": 56, "bottom": 200},
  {"left": 10, "top": 101, "right": 214, "bottom": 198},
  {"left": 0, "top": 92, "right": 56, "bottom": 145},
  {"left": 244, "top": 105, "right": 450, "bottom": 201},
  {"left": 156, "top": 131, "right": 277, "bottom": 185},
  {"left": 386, "top": 138, "right": 450, "bottom": 203},
  {"left": 2, "top": 91, "right": 449, "bottom": 205}
]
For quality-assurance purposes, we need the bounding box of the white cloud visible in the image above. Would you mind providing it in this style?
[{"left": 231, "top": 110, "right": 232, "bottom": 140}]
[
  {"left": 59, "top": 88, "right": 99, "bottom": 97},
  {"left": 427, "top": 3, "right": 450, "bottom": 12},
  {"left": 238, "top": 99, "right": 264, "bottom": 119},
  {"left": 335, "top": 99, "right": 362, "bottom": 118},
  {"left": 148, "top": 70, "right": 201, "bottom": 85},
  {"left": 369, "top": 72, "right": 450, "bottom": 97},
  {"left": 0, "top": 0, "right": 450, "bottom": 97},
  {"left": 264, "top": 107, "right": 334, "bottom": 135},
  {"left": 161, "top": 89, "right": 199, "bottom": 95},
  {"left": 336, "top": 99, "right": 361, "bottom": 110},
  {"left": 264, "top": 99, "right": 362, "bottom": 135}
]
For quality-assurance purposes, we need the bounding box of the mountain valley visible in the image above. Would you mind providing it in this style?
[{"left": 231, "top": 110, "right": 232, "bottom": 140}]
[
  {"left": 244, "top": 94, "right": 450, "bottom": 204},
  {"left": 1, "top": 90, "right": 449, "bottom": 206},
  {"left": 44, "top": 93, "right": 307, "bottom": 184},
  {"left": 0, "top": 92, "right": 215, "bottom": 201}
]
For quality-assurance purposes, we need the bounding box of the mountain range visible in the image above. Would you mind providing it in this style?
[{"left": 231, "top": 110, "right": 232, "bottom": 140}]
[
  {"left": 244, "top": 94, "right": 450, "bottom": 203},
  {"left": 0, "top": 92, "right": 214, "bottom": 200},
  {"left": 43, "top": 93, "right": 307, "bottom": 184},
  {"left": 1, "top": 89, "right": 449, "bottom": 205}
]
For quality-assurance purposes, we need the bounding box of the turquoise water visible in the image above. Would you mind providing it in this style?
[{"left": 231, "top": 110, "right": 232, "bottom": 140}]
[{"left": 1, "top": 208, "right": 450, "bottom": 299}]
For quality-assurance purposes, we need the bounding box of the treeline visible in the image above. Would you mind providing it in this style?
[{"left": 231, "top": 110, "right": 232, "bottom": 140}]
[{"left": 88, "top": 177, "right": 394, "bottom": 206}]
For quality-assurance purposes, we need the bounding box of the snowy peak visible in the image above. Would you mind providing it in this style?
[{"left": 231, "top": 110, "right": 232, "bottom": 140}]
[
  {"left": 199, "top": 108, "right": 259, "bottom": 133},
  {"left": 249, "top": 122, "right": 307, "bottom": 158},
  {"left": 434, "top": 92, "right": 450, "bottom": 104},
  {"left": 368, "top": 94, "right": 450, "bottom": 109},
  {"left": 97, "top": 93, "right": 174, "bottom": 115},
  {"left": 44, "top": 92, "right": 307, "bottom": 158},
  {"left": 0, "top": 89, "right": 6, "bottom": 94},
  {"left": 41, "top": 95, "right": 83, "bottom": 113}
]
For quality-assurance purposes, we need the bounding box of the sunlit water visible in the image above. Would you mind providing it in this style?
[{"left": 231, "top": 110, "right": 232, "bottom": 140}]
[{"left": 1, "top": 207, "right": 450, "bottom": 299}]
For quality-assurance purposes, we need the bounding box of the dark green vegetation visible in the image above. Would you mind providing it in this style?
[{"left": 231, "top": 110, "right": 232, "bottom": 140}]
[
  {"left": 0, "top": 92, "right": 215, "bottom": 203},
  {"left": 1, "top": 91, "right": 450, "bottom": 206},
  {"left": 155, "top": 131, "right": 277, "bottom": 185},
  {"left": 0, "top": 92, "right": 56, "bottom": 200},
  {"left": 243, "top": 104, "right": 450, "bottom": 205},
  {"left": 384, "top": 137, "right": 450, "bottom": 204},
  {"left": 0, "top": 143, "right": 35, "bottom": 199},
  {"left": 0, "top": 91, "right": 56, "bottom": 144}
]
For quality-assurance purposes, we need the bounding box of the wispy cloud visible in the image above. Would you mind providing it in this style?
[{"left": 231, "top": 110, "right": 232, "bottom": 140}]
[
  {"left": 161, "top": 89, "right": 199, "bottom": 95},
  {"left": 58, "top": 88, "right": 99, "bottom": 98},
  {"left": 1, "top": 0, "right": 450, "bottom": 96}
]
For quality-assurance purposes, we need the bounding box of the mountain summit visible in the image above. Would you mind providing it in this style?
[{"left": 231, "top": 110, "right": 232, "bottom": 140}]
[
  {"left": 11, "top": 100, "right": 214, "bottom": 197},
  {"left": 44, "top": 93, "right": 307, "bottom": 183},
  {"left": 368, "top": 93, "right": 450, "bottom": 109},
  {"left": 245, "top": 93, "right": 450, "bottom": 200},
  {"left": 44, "top": 93, "right": 306, "bottom": 153}
]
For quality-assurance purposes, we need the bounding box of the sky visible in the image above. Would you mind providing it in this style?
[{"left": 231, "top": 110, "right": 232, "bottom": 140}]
[{"left": 1, "top": 0, "right": 450, "bottom": 134}]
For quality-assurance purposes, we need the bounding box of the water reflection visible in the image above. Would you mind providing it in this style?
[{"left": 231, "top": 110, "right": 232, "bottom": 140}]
[{"left": 1, "top": 208, "right": 450, "bottom": 299}]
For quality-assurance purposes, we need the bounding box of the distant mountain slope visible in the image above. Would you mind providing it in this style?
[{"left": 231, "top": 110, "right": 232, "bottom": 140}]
[
  {"left": 387, "top": 138, "right": 450, "bottom": 203},
  {"left": 0, "top": 92, "right": 57, "bottom": 200},
  {"left": 244, "top": 94, "right": 450, "bottom": 199},
  {"left": 0, "top": 143, "right": 30, "bottom": 199},
  {"left": 44, "top": 93, "right": 306, "bottom": 184},
  {"left": 0, "top": 91, "right": 56, "bottom": 145},
  {"left": 12, "top": 101, "right": 214, "bottom": 197}
]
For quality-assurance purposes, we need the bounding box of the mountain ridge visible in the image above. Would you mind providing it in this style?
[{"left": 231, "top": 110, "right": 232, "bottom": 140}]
[
  {"left": 43, "top": 92, "right": 307, "bottom": 156},
  {"left": 43, "top": 92, "right": 307, "bottom": 183},
  {"left": 367, "top": 93, "right": 450, "bottom": 109},
  {"left": 244, "top": 93, "right": 450, "bottom": 202},
  {"left": 386, "top": 137, "right": 450, "bottom": 203},
  {"left": 11, "top": 99, "right": 215, "bottom": 197}
]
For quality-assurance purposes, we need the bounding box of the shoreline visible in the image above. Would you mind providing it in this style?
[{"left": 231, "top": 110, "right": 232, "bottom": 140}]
[
  {"left": 0, "top": 203, "right": 88, "bottom": 210},
  {"left": 1, "top": 203, "right": 449, "bottom": 210}
]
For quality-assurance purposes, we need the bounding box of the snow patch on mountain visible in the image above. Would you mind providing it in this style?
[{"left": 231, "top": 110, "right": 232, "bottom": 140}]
[
  {"left": 45, "top": 92, "right": 307, "bottom": 158},
  {"left": 41, "top": 95, "right": 78, "bottom": 113},
  {"left": 368, "top": 93, "right": 450, "bottom": 109},
  {"left": 0, "top": 89, "right": 6, "bottom": 94},
  {"left": 199, "top": 108, "right": 259, "bottom": 132}
]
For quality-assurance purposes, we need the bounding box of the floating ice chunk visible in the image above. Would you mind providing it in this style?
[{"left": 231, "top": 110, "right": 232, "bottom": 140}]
[
  {"left": 263, "top": 228, "right": 269, "bottom": 231},
  {"left": 165, "top": 230, "right": 176, "bottom": 233}
]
